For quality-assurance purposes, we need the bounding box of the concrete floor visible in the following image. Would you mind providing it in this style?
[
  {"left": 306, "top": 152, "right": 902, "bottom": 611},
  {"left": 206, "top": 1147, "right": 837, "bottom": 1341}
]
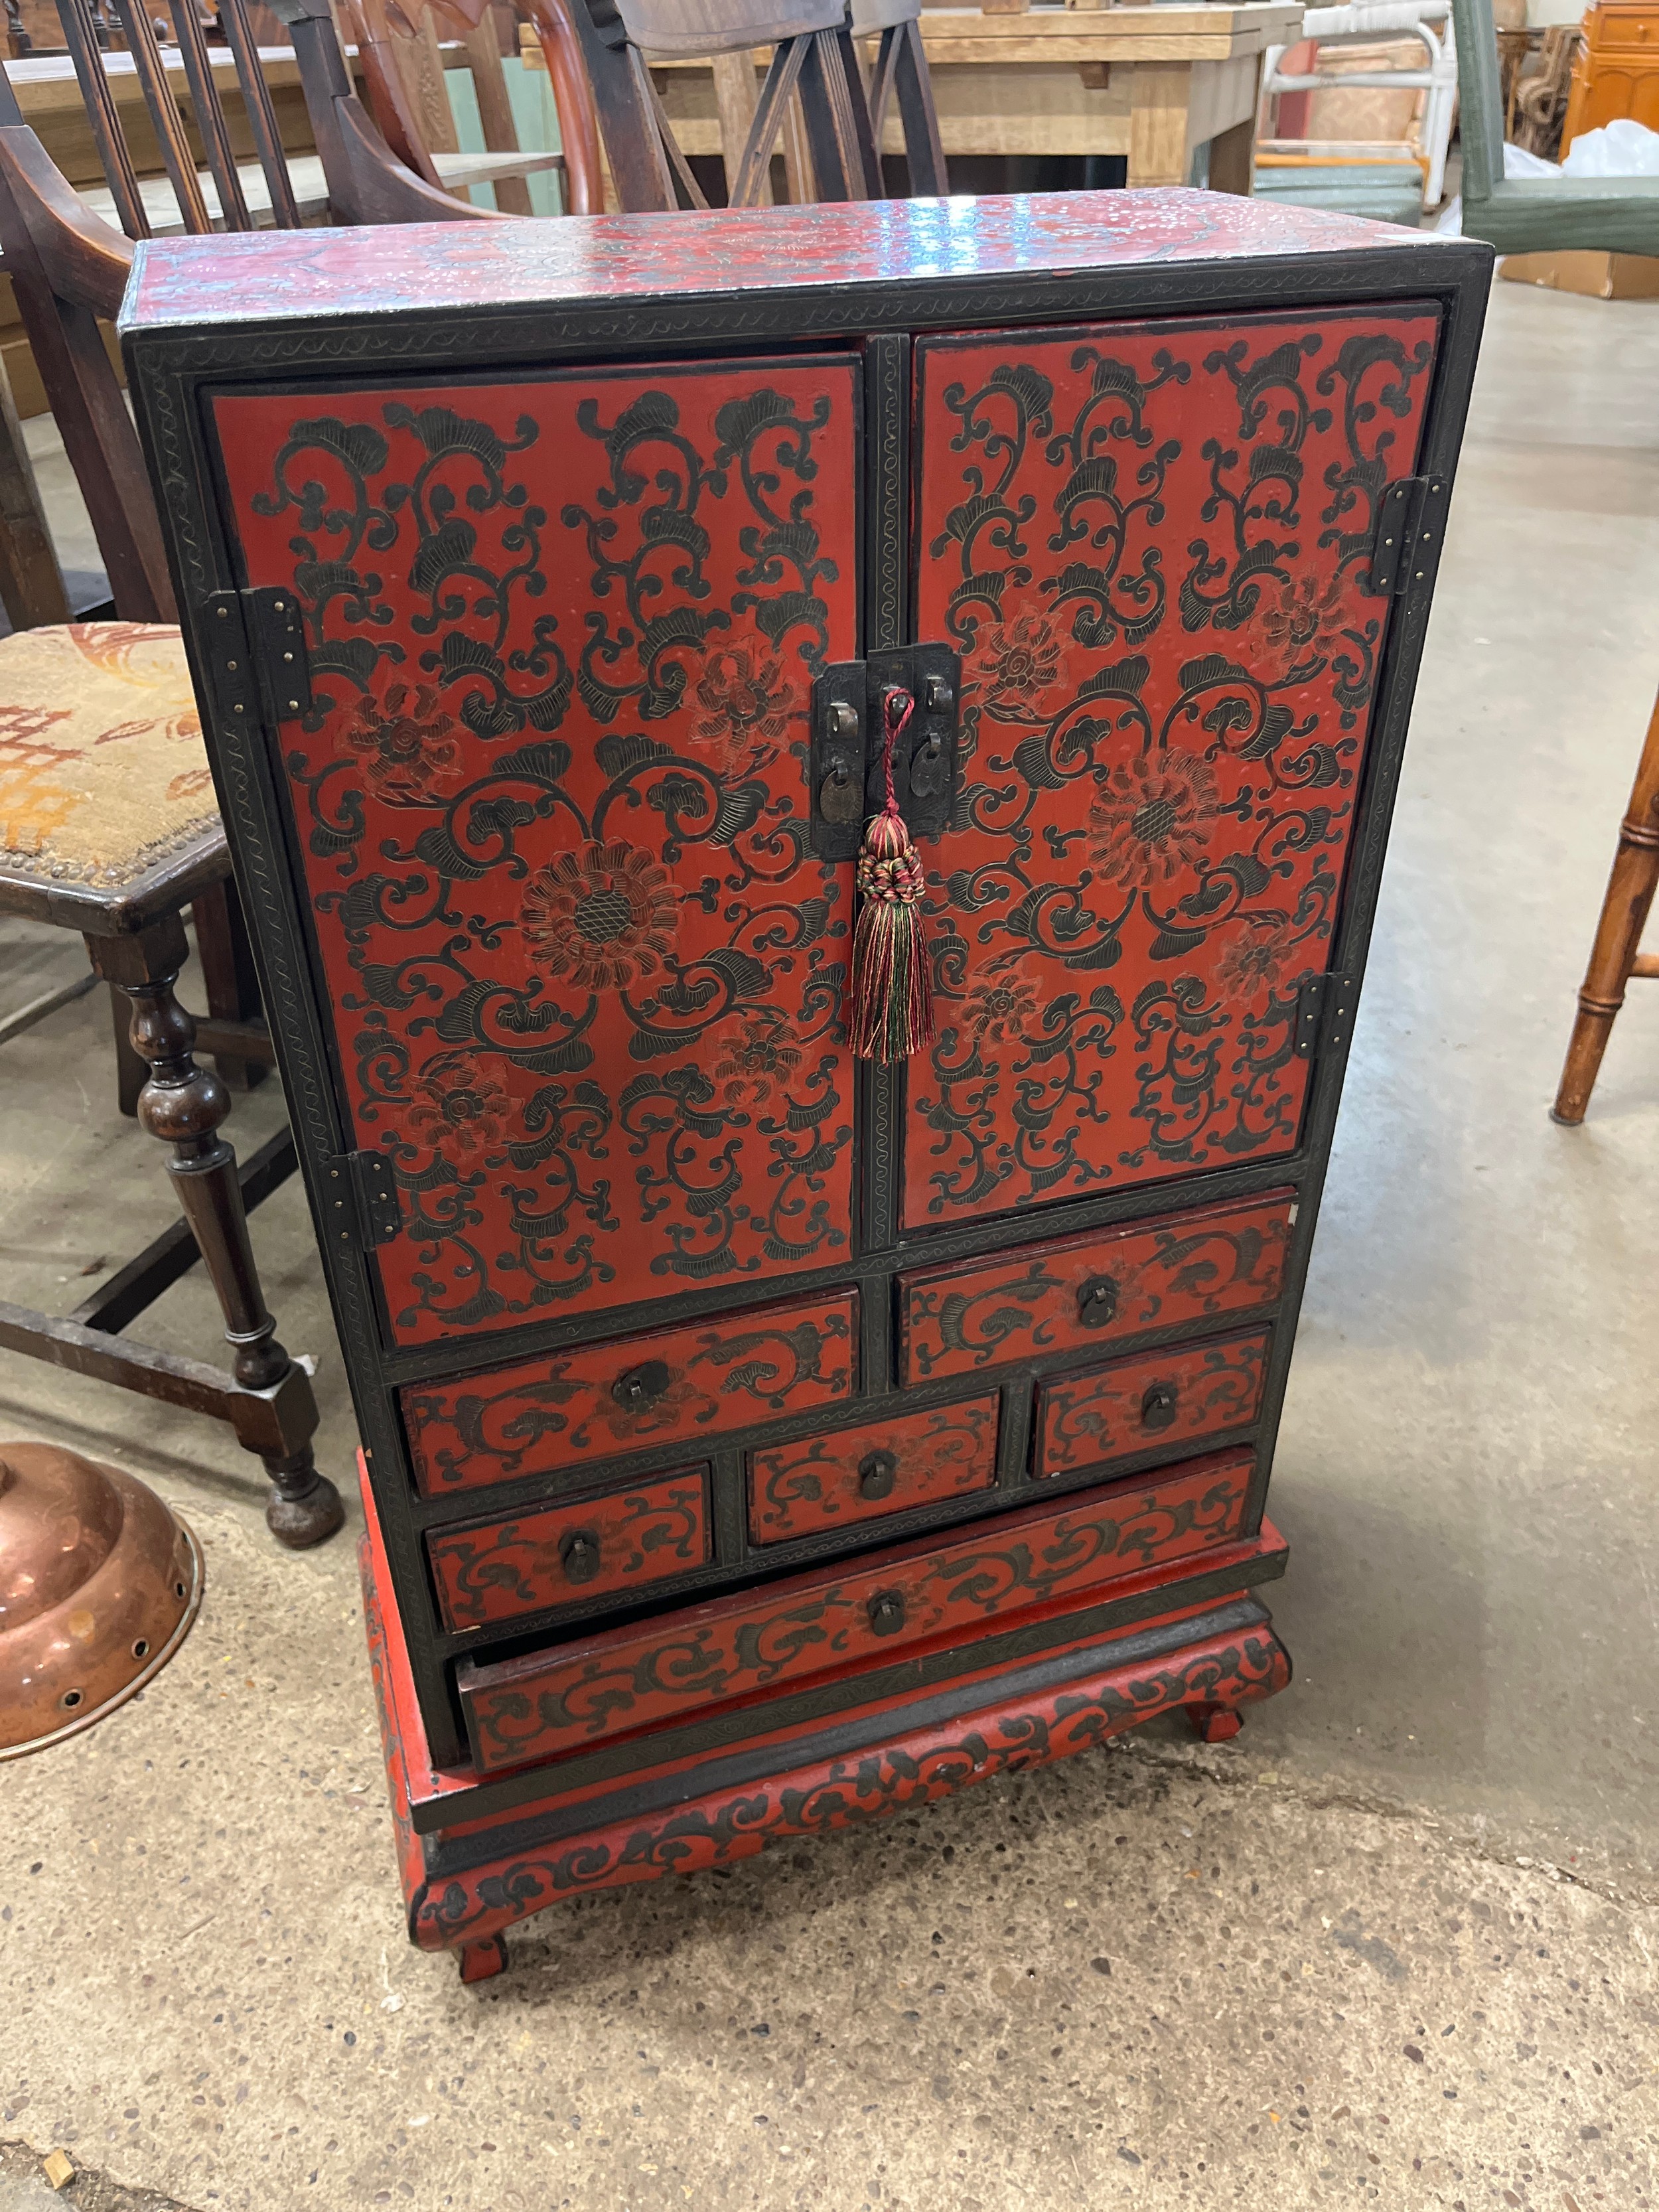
[{"left": 3, "top": 271, "right": 1658, "bottom": 2209}]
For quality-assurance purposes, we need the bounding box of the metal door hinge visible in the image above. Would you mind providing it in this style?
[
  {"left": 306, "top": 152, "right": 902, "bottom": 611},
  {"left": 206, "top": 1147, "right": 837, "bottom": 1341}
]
[
  {"left": 1295, "top": 972, "right": 1355, "bottom": 1061},
  {"left": 809, "top": 644, "right": 962, "bottom": 859},
  {"left": 200, "top": 587, "right": 313, "bottom": 729},
  {"left": 1370, "top": 475, "right": 1449, "bottom": 597},
  {"left": 321, "top": 1150, "right": 402, "bottom": 1251}
]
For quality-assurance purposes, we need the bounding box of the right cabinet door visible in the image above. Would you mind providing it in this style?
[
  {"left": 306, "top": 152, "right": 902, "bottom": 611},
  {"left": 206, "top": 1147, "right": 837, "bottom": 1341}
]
[{"left": 906, "top": 304, "right": 1440, "bottom": 1231}]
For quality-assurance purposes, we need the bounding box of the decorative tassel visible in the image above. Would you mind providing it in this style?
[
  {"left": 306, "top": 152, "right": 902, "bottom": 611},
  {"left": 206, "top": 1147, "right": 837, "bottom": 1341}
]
[{"left": 849, "top": 685, "right": 934, "bottom": 1063}]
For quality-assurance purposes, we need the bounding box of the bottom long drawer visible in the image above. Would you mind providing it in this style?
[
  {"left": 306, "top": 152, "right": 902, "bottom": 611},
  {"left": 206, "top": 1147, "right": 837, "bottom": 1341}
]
[{"left": 458, "top": 1447, "right": 1256, "bottom": 1776}]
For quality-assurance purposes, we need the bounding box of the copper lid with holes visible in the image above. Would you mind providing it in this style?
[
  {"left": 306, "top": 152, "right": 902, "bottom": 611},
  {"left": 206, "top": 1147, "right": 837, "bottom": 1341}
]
[{"left": 0, "top": 1440, "right": 202, "bottom": 1758}]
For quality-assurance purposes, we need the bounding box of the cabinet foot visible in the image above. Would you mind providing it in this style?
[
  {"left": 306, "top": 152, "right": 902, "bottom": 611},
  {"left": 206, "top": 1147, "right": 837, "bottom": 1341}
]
[
  {"left": 458, "top": 1935, "right": 508, "bottom": 1985},
  {"left": 1187, "top": 1700, "right": 1244, "bottom": 1742}
]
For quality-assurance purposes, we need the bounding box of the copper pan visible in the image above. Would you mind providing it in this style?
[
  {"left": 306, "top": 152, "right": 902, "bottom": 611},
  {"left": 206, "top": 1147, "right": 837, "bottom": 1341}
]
[{"left": 0, "top": 1439, "right": 202, "bottom": 1759}]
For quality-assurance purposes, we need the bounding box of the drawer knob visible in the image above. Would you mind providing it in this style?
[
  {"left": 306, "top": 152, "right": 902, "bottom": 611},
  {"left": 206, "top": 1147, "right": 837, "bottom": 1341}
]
[
  {"left": 867, "top": 1588, "right": 906, "bottom": 1637},
  {"left": 1078, "top": 1275, "right": 1119, "bottom": 1327},
  {"left": 559, "top": 1526, "right": 603, "bottom": 1584},
  {"left": 1140, "top": 1382, "right": 1179, "bottom": 1432},
  {"left": 857, "top": 1449, "right": 898, "bottom": 1501},
  {"left": 611, "top": 1359, "right": 671, "bottom": 1412}
]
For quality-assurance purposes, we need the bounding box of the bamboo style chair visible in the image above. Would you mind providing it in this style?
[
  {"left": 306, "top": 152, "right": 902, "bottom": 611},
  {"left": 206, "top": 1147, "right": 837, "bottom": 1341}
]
[
  {"left": 0, "top": 31, "right": 342, "bottom": 1547},
  {"left": 1443, "top": 0, "right": 1659, "bottom": 1120}
]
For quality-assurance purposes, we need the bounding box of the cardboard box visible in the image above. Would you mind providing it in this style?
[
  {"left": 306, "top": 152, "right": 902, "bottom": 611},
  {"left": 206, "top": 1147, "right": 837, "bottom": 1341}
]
[{"left": 1499, "top": 248, "right": 1659, "bottom": 298}]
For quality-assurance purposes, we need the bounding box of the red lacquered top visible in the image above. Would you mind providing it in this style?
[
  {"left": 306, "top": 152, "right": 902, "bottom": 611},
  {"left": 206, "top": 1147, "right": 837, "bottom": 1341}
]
[{"left": 121, "top": 188, "right": 1447, "bottom": 333}]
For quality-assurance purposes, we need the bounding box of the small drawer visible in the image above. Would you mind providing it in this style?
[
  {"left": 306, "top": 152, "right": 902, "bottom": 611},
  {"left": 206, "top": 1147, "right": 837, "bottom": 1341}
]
[
  {"left": 427, "top": 1469, "right": 709, "bottom": 1631},
  {"left": 1034, "top": 1330, "right": 1267, "bottom": 1479},
  {"left": 401, "top": 1289, "right": 858, "bottom": 1496},
  {"left": 749, "top": 1394, "right": 999, "bottom": 1545},
  {"left": 458, "top": 1449, "right": 1254, "bottom": 1775},
  {"left": 898, "top": 1191, "right": 1292, "bottom": 1384}
]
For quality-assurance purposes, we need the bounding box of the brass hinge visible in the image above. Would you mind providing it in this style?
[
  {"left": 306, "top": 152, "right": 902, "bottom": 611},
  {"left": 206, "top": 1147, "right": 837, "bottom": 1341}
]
[
  {"left": 808, "top": 645, "right": 962, "bottom": 860},
  {"left": 320, "top": 1150, "right": 403, "bottom": 1252},
  {"left": 1370, "top": 476, "right": 1449, "bottom": 597},
  {"left": 200, "top": 587, "right": 313, "bottom": 729},
  {"left": 1295, "top": 972, "right": 1355, "bottom": 1061}
]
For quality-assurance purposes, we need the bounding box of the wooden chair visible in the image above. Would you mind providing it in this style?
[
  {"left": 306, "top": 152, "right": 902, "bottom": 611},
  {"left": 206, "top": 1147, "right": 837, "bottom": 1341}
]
[
  {"left": 1451, "top": 0, "right": 1659, "bottom": 252},
  {"left": 265, "top": 0, "right": 574, "bottom": 226},
  {"left": 1552, "top": 690, "right": 1659, "bottom": 1124},
  {"left": 377, "top": 0, "right": 603, "bottom": 218},
  {"left": 852, "top": 0, "right": 946, "bottom": 197},
  {"left": 0, "top": 54, "right": 342, "bottom": 1548},
  {"left": 567, "top": 0, "right": 880, "bottom": 212}
]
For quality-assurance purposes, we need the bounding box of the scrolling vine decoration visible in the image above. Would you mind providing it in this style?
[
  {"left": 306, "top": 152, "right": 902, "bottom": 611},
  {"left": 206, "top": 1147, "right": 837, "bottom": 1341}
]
[
  {"left": 216, "top": 364, "right": 861, "bottom": 1347},
  {"left": 907, "top": 309, "right": 1437, "bottom": 1226}
]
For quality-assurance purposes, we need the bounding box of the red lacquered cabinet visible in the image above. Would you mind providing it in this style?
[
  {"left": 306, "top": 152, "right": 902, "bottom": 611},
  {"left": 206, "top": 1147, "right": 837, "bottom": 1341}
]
[{"left": 122, "top": 189, "right": 1488, "bottom": 1982}]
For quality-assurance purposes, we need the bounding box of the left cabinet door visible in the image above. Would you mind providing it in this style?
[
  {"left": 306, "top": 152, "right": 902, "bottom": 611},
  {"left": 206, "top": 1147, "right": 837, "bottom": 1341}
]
[{"left": 210, "top": 358, "right": 862, "bottom": 1349}]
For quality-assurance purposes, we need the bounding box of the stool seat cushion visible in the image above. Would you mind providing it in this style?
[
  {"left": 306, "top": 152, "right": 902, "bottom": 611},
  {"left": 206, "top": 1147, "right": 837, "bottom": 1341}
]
[{"left": 0, "top": 622, "right": 227, "bottom": 928}]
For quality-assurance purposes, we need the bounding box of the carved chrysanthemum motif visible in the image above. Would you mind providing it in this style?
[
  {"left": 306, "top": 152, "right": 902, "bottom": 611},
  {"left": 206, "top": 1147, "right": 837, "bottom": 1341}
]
[
  {"left": 1216, "top": 922, "right": 1301, "bottom": 1001},
  {"left": 693, "top": 642, "right": 794, "bottom": 769},
  {"left": 1086, "top": 750, "right": 1220, "bottom": 891},
  {"left": 520, "top": 840, "right": 678, "bottom": 993},
  {"left": 976, "top": 611, "right": 1066, "bottom": 705},
  {"left": 407, "top": 1051, "right": 512, "bottom": 1157},
  {"left": 961, "top": 969, "right": 1039, "bottom": 1046},
  {"left": 344, "top": 681, "right": 461, "bottom": 805},
  {"left": 712, "top": 1011, "right": 804, "bottom": 1107},
  {"left": 1252, "top": 570, "right": 1347, "bottom": 675}
]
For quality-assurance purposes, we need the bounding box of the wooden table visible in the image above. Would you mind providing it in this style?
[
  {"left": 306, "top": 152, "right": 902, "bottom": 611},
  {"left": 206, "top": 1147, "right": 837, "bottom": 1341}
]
[{"left": 638, "top": 3, "right": 1305, "bottom": 194}]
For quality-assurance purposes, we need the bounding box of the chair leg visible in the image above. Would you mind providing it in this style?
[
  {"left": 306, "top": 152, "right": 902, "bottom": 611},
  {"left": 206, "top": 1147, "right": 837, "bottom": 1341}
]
[
  {"left": 109, "top": 980, "right": 147, "bottom": 1117},
  {"left": 192, "top": 876, "right": 267, "bottom": 1094},
  {"left": 88, "top": 916, "right": 344, "bottom": 1550},
  {"left": 1553, "top": 684, "right": 1659, "bottom": 1125}
]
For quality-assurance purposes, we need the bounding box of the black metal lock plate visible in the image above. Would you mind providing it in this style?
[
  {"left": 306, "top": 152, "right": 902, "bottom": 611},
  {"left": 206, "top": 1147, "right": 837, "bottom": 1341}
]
[
  {"left": 808, "top": 645, "right": 962, "bottom": 859},
  {"left": 1139, "top": 1383, "right": 1179, "bottom": 1432},
  {"left": 611, "top": 1359, "right": 670, "bottom": 1410},
  {"left": 867, "top": 1588, "right": 906, "bottom": 1637},
  {"left": 559, "top": 1527, "right": 603, "bottom": 1584},
  {"left": 857, "top": 1449, "right": 897, "bottom": 1501}
]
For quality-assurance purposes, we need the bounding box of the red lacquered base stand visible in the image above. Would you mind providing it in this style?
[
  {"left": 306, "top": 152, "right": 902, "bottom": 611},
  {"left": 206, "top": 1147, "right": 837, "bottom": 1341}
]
[{"left": 357, "top": 1457, "right": 1290, "bottom": 1984}]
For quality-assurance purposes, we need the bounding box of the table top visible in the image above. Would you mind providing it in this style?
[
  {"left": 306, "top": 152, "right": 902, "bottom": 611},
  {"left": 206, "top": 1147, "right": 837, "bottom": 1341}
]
[{"left": 913, "top": 3, "right": 1305, "bottom": 60}]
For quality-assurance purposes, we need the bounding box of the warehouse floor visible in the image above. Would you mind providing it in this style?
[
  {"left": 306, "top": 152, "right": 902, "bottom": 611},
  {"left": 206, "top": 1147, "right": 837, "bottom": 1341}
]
[{"left": 3, "top": 270, "right": 1658, "bottom": 2211}]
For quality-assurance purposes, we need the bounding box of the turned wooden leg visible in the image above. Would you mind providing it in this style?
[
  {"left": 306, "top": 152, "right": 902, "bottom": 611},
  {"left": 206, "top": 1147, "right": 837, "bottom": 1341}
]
[
  {"left": 458, "top": 1935, "right": 508, "bottom": 1984},
  {"left": 1554, "top": 683, "right": 1659, "bottom": 1125},
  {"left": 108, "top": 982, "right": 147, "bottom": 1118},
  {"left": 1187, "top": 1701, "right": 1243, "bottom": 1743},
  {"left": 193, "top": 877, "right": 266, "bottom": 1094},
  {"left": 87, "top": 916, "right": 344, "bottom": 1550}
]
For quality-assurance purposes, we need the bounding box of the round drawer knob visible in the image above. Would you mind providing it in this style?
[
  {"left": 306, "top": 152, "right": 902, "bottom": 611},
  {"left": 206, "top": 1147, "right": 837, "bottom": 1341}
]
[
  {"left": 1139, "top": 1382, "right": 1179, "bottom": 1432},
  {"left": 857, "top": 1449, "right": 898, "bottom": 1501},
  {"left": 867, "top": 1588, "right": 906, "bottom": 1637},
  {"left": 611, "top": 1359, "right": 671, "bottom": 1411},
  {"left": 1078, "top": 1275, "right": 1119, "bottom": 1328},
  {"left": 559, "top": 1526, "right": 603, "bottom": 1584}
]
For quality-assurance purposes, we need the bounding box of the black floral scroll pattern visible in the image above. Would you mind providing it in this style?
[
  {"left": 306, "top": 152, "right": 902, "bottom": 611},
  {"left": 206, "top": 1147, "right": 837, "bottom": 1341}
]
[
  {"left": 255, "top": 377, "right": 855, "bottom": 1339},
  {"left": 901, "top": 1196, "right": 1290, "bottom": 1382},
  {"left": 428, "top": 1474, "right": 707, "bottom": 1629},
  {"left": 1037, "top": 1338, "right": 1266, "bottom": 1476},
  {"left": 403, "top": 1299, "right": 855, "bottom": 1491},
  {"left": 912, "top": 317, "right": 1435, "bottom": 1222},
  {"left": 467, "top": 1477, "right": 1256, "bottom": 1763}
]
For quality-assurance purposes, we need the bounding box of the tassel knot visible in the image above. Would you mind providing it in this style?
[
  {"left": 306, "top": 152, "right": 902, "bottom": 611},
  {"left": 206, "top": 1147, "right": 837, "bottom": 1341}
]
[{"left": 849, "top": 686, "right": 934, "bottom": 1062}]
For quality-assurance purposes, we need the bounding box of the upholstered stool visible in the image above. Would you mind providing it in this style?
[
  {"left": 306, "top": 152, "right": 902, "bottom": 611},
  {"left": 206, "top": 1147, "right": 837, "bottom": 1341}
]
[{"left": 0, "top": 620, "right": 342, "bottom": 1549}]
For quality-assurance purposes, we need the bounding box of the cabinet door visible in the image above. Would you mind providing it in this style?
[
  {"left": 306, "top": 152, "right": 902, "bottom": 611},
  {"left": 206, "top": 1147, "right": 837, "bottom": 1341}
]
[
  {"left": 907, "top": 305, "right": 1439, "bottom": 1230},
  {"left": 212, "top": 359, "right": 861, "bottom": 1347}
]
